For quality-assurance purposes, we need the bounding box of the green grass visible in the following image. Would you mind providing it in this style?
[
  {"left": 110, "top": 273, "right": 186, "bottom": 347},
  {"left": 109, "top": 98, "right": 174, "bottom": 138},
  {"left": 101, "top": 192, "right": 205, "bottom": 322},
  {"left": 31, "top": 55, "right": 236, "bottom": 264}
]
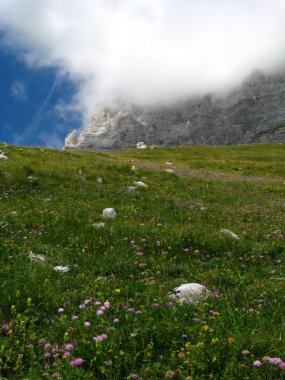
[{"left": 0, "top": 143, "right": 284, "bottom": 379}]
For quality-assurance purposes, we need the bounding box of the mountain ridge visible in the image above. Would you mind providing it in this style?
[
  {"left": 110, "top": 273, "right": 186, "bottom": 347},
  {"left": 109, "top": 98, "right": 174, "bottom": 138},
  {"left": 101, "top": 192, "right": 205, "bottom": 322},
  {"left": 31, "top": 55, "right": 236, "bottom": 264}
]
[{"left": 65, "top": 71, "right": 285, "bottom": 150}]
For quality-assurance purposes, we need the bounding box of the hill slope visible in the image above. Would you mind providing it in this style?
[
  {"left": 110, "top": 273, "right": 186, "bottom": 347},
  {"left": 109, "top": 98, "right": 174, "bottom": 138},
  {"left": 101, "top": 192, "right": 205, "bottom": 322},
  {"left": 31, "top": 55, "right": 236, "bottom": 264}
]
[{"left": 0, "top": 143, "right": 284, "bottom": 379}]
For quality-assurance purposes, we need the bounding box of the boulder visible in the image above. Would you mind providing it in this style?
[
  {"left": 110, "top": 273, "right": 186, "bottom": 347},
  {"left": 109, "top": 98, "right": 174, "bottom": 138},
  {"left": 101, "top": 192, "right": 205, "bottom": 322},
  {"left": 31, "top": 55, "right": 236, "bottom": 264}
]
[
  {"left": 102, "top": 208, "right": 117, "bottom": 219},
  {"left": 136, "top": 142, "right": 147, "bottom": 149},
  {"left": 169, "top": 283, "right": 211, "bottom": 304}
]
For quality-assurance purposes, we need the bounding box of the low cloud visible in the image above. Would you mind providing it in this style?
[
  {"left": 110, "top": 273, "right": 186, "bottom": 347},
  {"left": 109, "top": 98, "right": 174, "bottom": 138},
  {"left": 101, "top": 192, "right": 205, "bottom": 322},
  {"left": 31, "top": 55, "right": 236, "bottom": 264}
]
[{"left": 1, "top": 0, "right": 285, "bottom": 121}]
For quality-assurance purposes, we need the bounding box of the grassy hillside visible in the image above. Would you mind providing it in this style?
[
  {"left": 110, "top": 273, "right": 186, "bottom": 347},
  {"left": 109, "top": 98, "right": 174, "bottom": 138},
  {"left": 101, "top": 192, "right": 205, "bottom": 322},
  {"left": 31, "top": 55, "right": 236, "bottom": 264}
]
[{"left": 0, "top": 143, "right": 284, "bottom": 379}]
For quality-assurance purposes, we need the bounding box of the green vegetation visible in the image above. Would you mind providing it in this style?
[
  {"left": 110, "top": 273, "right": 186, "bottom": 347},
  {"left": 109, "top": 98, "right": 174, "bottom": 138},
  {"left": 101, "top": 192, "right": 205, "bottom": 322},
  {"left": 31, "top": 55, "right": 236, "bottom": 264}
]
[{"left": 0, "top": 143, "right": 284, "bottom": 379}]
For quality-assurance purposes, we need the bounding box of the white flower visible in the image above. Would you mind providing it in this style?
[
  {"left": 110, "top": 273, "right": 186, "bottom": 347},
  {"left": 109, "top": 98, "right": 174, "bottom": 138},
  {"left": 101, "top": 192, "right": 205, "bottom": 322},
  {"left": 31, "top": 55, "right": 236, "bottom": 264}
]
[
  {"left": 53, "top": 266, "right": 70, "bottom": 273},
  {"left": 28, "top": 252, "right": 45, "bottom": 262}
]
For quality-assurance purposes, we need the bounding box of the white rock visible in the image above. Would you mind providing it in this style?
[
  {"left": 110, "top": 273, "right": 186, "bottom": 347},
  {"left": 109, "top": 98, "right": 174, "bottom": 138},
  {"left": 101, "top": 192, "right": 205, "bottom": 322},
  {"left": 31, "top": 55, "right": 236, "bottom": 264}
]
[
  {"left": 102, "top": 208, "right": 117, "bottom": 219},
  {"left": 131, "top": 165, "right": 136, "bottom": 171},
  {"left": 92, "top": 222, "right": 105, "bottom": 228},
  {"left": 136, "top": 142, "right": 147, "bottom": 149},
  {"left": 0, "top": 154, "right": 8, "bottom": 160},
  {"left": 133, "top": 181, "right": 148, "bottom": 188},
  {"left": 53, "top": 266, "right": 70, "bottom": 273},
  {"left": 126, "top": 185, "right": 137, "bottom": 191},
  {"left": 65, "top": 130, "right": 78, "bottom": 147},
  {"left": 220, "top": 228, "right": 240, "bottom": 240},
  {"left": 165, "top": 169, "right": 174, "bottom": 173},
  {"left": 11, "top": 211, "right": 18, "bottom": 216},
  {"left": 28, "top": 252, "right": 45, "bottom": 262},
  {"left": 97, "top": 177, "right": 103, "bottom": 184},
  {"left": 169, "top": 283, "right": 211, "bottom": 304},
  {"left": 166, "top": 162, "right": 172, "bottom": 165}
]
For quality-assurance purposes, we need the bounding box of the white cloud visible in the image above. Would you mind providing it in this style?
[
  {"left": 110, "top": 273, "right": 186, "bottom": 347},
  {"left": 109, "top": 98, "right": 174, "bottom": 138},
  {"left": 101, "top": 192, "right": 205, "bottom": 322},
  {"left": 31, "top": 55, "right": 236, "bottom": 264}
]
[
  {"left": 1, "top": 0, "right": 285, "bottom": 121},
  {"left": 10, "top": 80, "right": 27, "bottom": 100}
]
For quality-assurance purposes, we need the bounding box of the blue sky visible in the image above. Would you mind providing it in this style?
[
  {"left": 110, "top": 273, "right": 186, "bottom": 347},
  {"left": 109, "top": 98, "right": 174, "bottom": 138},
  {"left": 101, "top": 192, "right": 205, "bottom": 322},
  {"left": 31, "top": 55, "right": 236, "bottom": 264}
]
[
  {"left": 0, "top": 46, "right": 80, "bottom": 148},
  {"left": 0, "top": 0, "right": 285, "bottom": 148}
]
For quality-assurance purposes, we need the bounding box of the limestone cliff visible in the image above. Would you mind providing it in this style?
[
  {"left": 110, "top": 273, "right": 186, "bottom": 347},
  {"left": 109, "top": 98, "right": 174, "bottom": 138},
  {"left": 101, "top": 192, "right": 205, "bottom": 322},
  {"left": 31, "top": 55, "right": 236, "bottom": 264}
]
[{"left": 65, "top": 71, "right": 285, "bottom": 150}]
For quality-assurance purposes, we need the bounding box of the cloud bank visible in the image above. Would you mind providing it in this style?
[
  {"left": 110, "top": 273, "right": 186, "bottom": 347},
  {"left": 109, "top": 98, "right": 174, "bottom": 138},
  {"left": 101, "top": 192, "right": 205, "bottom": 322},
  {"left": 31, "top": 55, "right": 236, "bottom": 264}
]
[{"left": 1, "top": 0, "right": 285, "bottom": 120}]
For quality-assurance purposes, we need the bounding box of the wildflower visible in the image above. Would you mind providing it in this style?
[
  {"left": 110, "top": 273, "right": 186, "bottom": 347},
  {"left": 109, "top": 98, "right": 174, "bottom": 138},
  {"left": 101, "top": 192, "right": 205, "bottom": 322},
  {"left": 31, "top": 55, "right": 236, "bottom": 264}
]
[
  {"left": 95, "top": 301, "right": 101, "bottom": 306},
  {"left": 70, "top": 358, "right": 84, "bottom": 366},
  {"left": 93, "top": 334, "right": 108, "bottom": 343},
  {"left": 84, "top": 321, "right": 91, "bottom": 327},
  {"left": 63, "top": 352, "right": 71, "bottom": 358},
  {"left": 279, "top": 362, "right": 285, "bottom": 370},
  {"left": 58, "top": 308, "right": 64, "bottom": 313},
  {"left": 79, "top": 304, "right": 86, "bottom": 310},
  {"left": 151, "top": 303, "right": 159, "bottom": 307},
  {"left": 253, "top": 360, "right": 262, "bottom": 367},
  {"left": 271, "top": 269, "right": 277, "bottom": 274},
  {"left": 164, "top": 302, "right": 173, "bottom": 307},
  {"left": 44, "top": 343, "right": 51, "bottom": 350},
  {"left": 44, "top": 352, "right": 51, "bottom": 359},
  {"left": 212, "top": 338, "right": 219, "bottom": 344},
  {"left": 64, "top": 344, "right": 74, "bottom": 351},
  {"left": 228, "top": 337, "right": 235, "bottom": 344},
  {"left": 127, "top": 308, "right": 135, "bottom": 313},
  {"left": 96, "top": 310, "right": 104, "bottom": 315},
  {"left": 202, "top": 325, "right": 209, "bottom": 331},
  {"left": 115, "top": 288, "right": 121, "bottom": 293},
  {"left": 135, "top": 310, "right": 142, "bottom": 314},
  {"left": 242, "top": 350, "right": 250, "bottom": 355},
  {"left": 52, "top": 373, "right": 61, "bottom": 378},
  {"left": 181, "top": 334, "right": 188, "bottom": 338},
  {"left": 212, "top": 311, "right": 220, "bottom": 316},
  {"left": 209, "top": 329, "right": 215, "bottom": 333},
  {"left": 130, "top": 374, "right": 139, "bottom": 379},
  {"left": 104, "top": 301, "right": 111, "bottom": 308},
  {"left": 71, "top": 315, "right": 78, "bottom": 321},
  {"left": 165, "top": 370, "right": 175, "bottom": 378},
  {"left": 268, "top": 357, "right": 282, "bottom": 365},
  {"left": 113, "top": 318, "right": 120, "bottom": 323},
  {"left": 104, "top": 360, "right": 113, "bottom": 366}
]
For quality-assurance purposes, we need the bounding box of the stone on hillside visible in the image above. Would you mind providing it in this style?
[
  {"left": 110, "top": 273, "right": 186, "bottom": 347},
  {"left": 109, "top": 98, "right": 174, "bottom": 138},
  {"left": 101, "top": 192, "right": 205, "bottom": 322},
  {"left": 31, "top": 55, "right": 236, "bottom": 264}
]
[
  {"left": 136, "top": 142, "right": 147, "bottom": 149},
  {"left": 54, "top": 266, "right": 70, "bottom": 273},
  {"left": 169, "top": 283, "right": 211, "bottom": 304},
  {"left": 102, "top": 208, "right": 117, "bottom": 219},
  {"left": 220, "top": 228, "right": 240, "bottom": 240},
  {"left": 133, "top": 181, "right": 148, "bottom": 188},
  {"left": 166, "top": 162, "right": 173, "bottom": 165},
  {"left": 92, "top": 222, "right": 105, "bottom": 228},
  {"left": 28, "top": 252, "right": 45, "bottom": 262},
  {"left": 0, "top": 153, "right": 8, "bottom": 160},
  {"left": 165, "top": 168, "right": 174, "bottom": 173}
]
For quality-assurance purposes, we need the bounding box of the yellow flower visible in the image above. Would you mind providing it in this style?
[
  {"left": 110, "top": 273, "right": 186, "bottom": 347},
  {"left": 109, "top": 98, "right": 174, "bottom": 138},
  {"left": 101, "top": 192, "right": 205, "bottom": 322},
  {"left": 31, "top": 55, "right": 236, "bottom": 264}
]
[
  {"left": 114, "top": 288, "right": 121, "bottom": 293},
  {"left": 212, "top": 311, "right": 220, "bottom": 316},
  {"left": 228, "top": 337, "right": 235, "bottom": 344},
  {"left": 202, "top": 325, "right": 209, "bottom": 331},
  {"left": 211, "top": 338, "right": 219, "bottom": 344}
]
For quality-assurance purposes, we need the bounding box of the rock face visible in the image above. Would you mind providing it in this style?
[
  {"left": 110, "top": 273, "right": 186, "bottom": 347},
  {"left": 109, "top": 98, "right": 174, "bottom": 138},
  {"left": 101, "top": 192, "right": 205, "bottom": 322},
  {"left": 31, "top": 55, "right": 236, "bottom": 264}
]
[{"left": 65, "top": 71, "right": 285, "bottom": 150}]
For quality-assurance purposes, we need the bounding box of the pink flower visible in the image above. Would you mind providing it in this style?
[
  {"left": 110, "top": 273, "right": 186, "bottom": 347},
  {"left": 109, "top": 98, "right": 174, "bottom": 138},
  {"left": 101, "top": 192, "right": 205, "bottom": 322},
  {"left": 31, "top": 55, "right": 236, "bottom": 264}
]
[
  {"left": 151, "top": 303, "right": 159, "bottom": 307},
  {"left": 58, "top": 308, "right": 64, "bottom": 313},
  {"left": 130, "top": 374, "right": 139, "bottom": 379},
  {"left": 268, "top": 357, "right": 282, "bottom": 365},
  {"left": 95, "top": 301, "right": 101, "bottom": 306},
  {"left": 69, "top": 358, "right": 84, "bottom": 366},
  {"left": 104, "top": 360, "right": 113, "bottom": 366},
  {"left": 71, "top": 315, "right": 78, "bottom": 321},
  {"left": 96, "top": 310, "right": 104, "bottom": 315},
  {"left": 79, "top": 304, "right": 86, "bottom": 310},
  {"left": 64, "top": 344, "right": 74, "bottom": 351},
  {"left": 253, "top": 360, "right": 262, "bottom": 367},
  {"left": 93, "top": 334, "right": 108, "bottom": 343},
  {"left": 279, "top": 362, "right": 285, "bottom": 370},
  {"left": 84, "top": 321, "right": 91, "bottom": 327},
  {"left": 52, "top": 373, "right": 61, "bottom": 377},
  {"left": 63, "top": 352, "right": 71, "bottom": 358},
  {"left": 135, "top": 310, "right": 142, "bottom": 314},
  {"left": 44, "top": 352, "right": 51, "bottom": 359},
  {"left": 127, "top": 308, "right": 135, "bottom": 313},
  {"left": 44, "top": 343, "right": 51, "bottom": 350},
  {"left": 104, "top": 301, "right": 110, "bottom": 308}
]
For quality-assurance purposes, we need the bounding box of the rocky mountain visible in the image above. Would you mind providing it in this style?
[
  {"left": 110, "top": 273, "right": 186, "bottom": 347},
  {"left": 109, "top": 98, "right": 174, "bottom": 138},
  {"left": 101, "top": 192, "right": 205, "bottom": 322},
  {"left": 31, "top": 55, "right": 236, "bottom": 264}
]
[{"left": 65, "top": 71, "right": 285, "bottom": 151}]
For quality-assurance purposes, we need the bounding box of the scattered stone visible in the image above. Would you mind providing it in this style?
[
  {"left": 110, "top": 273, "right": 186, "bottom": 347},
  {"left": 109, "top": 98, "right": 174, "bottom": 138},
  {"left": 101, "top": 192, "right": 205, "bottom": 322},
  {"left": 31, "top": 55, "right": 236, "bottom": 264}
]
[
  {"left": 220, "top": 228, "right": 240, "bottom": 240},
  {"left": 102, "top": 208, "right": 117, "bottom": 219},
  {"left": 53, "top": 266, "right": 70, "bottom": 273},
  {"left": 28, "top": 252, "right": 45, "bottom": 262},
  {"left": 165, "top": 168, "right": 174, "bottom": 173},
  {"left": 0, "top": 153, "right": 8, "bottom": 160},
  {"left": 136, "top": 142, "right": 147, "bottom": 149},
  {"left": 133, "top": 181, "right": 148, "bottom": 188},
  {"left": 166, "top": 162, "right": 172, "bottom": 165},
  {"left": 92, "top": 222, "right": 105, "bottom": 228},
  {"left": 97, "top": 177, "right": 103, "bottom": 184},
  {"left": 169, "top": 283, "right": 211, "bottom": 304}
]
